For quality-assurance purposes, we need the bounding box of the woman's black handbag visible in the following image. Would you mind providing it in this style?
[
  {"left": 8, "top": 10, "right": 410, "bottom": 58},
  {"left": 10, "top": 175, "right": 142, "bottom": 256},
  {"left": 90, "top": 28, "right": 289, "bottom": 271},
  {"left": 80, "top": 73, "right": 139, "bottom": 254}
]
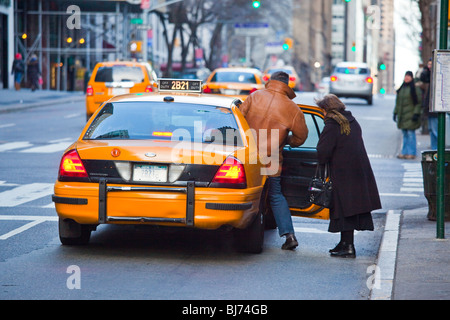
[{"left": 308, "top": 164, "right": 333, "bottom": 208}]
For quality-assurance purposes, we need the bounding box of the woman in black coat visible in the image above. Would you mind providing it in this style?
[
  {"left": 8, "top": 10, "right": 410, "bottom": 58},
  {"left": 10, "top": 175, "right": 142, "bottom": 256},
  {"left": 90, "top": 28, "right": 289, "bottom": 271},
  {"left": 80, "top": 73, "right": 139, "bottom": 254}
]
[
  {"left": 316, "top": 94, "right": 381, "bottom": 258},
  {"left": 27, "top": 55, "right": 41, "bottom": 91}
]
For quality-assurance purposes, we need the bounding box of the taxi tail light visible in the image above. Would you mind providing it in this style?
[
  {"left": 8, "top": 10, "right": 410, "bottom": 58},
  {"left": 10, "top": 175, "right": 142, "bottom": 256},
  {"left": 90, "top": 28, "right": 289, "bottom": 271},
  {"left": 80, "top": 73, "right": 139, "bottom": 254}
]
[
  {"left": 289, "top": 76, "right": 296, "bottom": 82},
  {"left": 145, "top": 85, "right": 153, "bottom": 93},
  {"left": 365, "top": 77, "right": 373, "bottom": 84},
  {"left": 330, "top": 75, "right": 338, "bottom": 82},
  {"left": 211, "top": 157, "right": 246, "bottom": 187},
  {"left": 263, "top": 75, "right": 269, "bottom": 82},
  {"left": 59, "top": 149, "right": 89, "bottom": 179},
  {"left": 250, "top": 88, "right": 258, "bottom": 94},
  {"left": 203, "top": 86, "right": 212, "bottom": 94},
  {"left": 86, "top": 85, "right": 94, "bottom": 96}
]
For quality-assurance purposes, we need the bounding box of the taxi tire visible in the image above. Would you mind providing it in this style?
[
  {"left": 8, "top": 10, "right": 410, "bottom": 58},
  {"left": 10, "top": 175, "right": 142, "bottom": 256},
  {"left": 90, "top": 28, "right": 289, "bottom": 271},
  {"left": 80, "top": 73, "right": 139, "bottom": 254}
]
[
  {"left": 233, "top": 186, "right": 267, "bottom": 254},
  {"left": 59, "top": 218, "right": 92, "bottom": 246}
]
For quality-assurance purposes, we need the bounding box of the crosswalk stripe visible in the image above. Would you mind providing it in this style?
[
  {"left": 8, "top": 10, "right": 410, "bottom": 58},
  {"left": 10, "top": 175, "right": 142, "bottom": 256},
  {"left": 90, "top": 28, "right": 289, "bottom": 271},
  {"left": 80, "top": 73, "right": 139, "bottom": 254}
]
[
  {"left": 19, "top": 142, "right": 70, "bottom": 153},
  {"left": 0, "top": 183, "right": 54, "bottom": 207},
  {"left": 0, "top": 141, "right": 33, "bottom": 152},
  {"left": 0, "top": 220, "right": 45, "bottom": 240},
  {"left": 0, "top": 215, "right": 58, "bottom": 240}
]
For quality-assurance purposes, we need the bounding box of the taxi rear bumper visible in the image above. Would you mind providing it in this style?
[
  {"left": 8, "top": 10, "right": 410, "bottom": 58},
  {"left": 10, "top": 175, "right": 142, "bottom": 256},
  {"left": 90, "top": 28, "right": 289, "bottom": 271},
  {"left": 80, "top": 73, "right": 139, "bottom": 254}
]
[{"left": 53, "top": 179, "right": 262, "bottom": 230}]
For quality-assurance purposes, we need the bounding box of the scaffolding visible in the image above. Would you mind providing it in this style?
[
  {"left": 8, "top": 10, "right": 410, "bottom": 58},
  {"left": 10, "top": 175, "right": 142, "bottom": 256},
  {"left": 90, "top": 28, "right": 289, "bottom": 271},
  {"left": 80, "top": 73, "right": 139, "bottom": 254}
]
[{"left": 14, "top": 0, "right": 143, "bottom": 91}]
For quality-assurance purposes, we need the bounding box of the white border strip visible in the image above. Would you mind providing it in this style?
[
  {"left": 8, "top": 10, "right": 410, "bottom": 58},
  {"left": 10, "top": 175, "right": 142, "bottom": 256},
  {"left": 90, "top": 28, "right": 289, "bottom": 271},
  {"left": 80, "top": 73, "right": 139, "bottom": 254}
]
[{"left": 369, "top": 210, "right": 401, "bottom": 300}]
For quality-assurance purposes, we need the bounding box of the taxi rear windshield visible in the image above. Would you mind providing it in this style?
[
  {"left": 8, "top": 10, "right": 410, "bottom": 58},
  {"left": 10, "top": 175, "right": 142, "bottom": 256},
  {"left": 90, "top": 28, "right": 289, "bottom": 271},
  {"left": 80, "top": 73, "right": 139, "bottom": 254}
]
[
  {"left": 268, "top": 68, "right": 293, "bottom": 75},
  {"left": 210, "top": 72, "right": 257, "bottom": 84},
  {"left": 335, "top": 67, "right": 369, "bottom": 75},
  {"left": 94, "top": 66, "right": 145, "bottom": 83},
  {"left": 83, "top": 102, "right": 243, "bottom": 146}
]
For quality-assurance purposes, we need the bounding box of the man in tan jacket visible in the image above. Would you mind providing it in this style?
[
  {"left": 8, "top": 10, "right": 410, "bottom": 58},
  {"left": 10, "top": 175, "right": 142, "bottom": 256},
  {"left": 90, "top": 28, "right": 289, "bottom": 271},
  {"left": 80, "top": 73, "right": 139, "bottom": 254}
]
[{"left": 240, "top": 71, "right": 308, "bottom": 250}]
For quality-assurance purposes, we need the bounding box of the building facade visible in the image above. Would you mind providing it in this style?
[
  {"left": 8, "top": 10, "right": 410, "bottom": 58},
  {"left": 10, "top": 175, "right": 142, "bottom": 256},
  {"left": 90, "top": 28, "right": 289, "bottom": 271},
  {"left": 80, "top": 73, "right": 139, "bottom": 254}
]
[
  {"left": 0, "top": 0, "right": 14, "bottom": 89},
  {"left": 292, "top": 0, "right": 333, "bottom": 91}
]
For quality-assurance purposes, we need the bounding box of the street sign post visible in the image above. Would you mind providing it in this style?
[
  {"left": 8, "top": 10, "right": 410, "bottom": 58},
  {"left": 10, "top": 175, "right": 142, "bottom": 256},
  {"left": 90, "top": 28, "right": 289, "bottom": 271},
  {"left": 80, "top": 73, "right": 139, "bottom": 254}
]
[
  {"left": 234, "top": 23, "right": 269, "bottom": 36},
  {"left": 435, "top": 0, "right": 449, "bottom": 239},
  {"left": 265, "top": 41, "right": 284, "bottom": 54}
]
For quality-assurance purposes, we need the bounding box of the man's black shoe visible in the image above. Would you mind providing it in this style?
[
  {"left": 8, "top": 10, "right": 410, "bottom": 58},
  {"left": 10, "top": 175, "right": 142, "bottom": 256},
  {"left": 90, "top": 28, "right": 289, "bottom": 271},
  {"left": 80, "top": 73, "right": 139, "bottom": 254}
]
[{"left": 281, "top": 233, "right": 298, "bottom": 250}]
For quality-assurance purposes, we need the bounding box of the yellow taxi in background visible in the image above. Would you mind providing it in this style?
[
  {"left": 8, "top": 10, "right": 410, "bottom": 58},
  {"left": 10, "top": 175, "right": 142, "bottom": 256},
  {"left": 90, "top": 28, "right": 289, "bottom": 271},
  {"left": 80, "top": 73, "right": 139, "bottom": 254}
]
[
  {"left": 262, "top": 66, "right": 300, "bottom": 91},
  {"left": 85, "top": 61, "right": 158, "bottom": 121},
  {"left": 202, "top": 67, "right": 264, "bottom": 100},
  {"left": 53, "top": 79, "right": 327, "bottom": 253}
]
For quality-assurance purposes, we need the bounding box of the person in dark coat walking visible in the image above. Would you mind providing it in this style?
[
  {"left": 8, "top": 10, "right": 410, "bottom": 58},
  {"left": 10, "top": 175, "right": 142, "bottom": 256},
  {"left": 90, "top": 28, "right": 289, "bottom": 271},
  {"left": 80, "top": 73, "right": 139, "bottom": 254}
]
[
  {"left": 315, "top": 94, "right": 381, "bottom": 258},
  {"left": 11, "top": 53, "right": 25, "bottom": 90},
  {"left": 420, "top": 59, "right": 437, "bottom": 149},
  {"left": 27, "top": 54, "right": 41, "bottom": 91}
]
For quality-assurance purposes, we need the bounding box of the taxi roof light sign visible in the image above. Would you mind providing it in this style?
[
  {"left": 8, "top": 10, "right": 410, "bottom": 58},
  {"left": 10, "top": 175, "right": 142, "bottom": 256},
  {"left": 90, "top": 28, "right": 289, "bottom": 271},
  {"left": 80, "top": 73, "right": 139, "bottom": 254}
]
[{"left": 158, "top": 79, "right": 203, "bottom": 93}]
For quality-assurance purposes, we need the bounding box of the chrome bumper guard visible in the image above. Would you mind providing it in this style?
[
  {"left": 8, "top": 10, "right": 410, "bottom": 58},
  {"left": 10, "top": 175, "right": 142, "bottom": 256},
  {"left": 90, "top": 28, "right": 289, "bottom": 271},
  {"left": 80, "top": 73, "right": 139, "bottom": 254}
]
[{"left": 98, "top": 178, "right": 195, "bottom": 227}]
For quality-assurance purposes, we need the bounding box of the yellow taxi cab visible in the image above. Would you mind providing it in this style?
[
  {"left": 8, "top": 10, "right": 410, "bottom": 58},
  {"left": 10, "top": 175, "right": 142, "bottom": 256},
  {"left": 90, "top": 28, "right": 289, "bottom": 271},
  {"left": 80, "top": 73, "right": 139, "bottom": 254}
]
[
  {"left": 202, "top": 67, "right": 264, "bottom": 100},
  {"left": 85, "top": 61, "right": 158, "bottom": 121},
  {"left": 262, "top": 66, "right": 300, "bottom": 91},
  {"left": 53, "top": 79, "right": 327, "bottom": 253}
]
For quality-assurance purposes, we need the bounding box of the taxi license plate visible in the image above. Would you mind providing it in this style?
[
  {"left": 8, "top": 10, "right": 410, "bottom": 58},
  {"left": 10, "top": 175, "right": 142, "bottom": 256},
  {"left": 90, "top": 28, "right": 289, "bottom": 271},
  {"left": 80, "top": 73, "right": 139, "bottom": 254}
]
[
  {"left": 133, "top": 165, "right": 168, "bottom": 182},
  {"left": 222, "top": 89, "right": 239, "bottom": 95},
  {"left": 111, "top": 88, "right": 130, "bottom": 95}
]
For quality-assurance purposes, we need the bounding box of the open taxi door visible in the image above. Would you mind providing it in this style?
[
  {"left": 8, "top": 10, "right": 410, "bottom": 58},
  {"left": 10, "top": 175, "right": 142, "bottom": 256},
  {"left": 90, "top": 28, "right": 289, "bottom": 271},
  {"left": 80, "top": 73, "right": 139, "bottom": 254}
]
[{"left": 281, "top": 104, "right": 329, "bottom": 220}]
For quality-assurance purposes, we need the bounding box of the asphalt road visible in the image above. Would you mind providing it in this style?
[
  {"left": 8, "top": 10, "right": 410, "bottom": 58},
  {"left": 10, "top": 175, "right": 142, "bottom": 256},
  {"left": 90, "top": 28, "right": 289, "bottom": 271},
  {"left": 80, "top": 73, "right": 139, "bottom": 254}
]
[{"left": 0, "top": 92, "right": 427, "bottom": 302}]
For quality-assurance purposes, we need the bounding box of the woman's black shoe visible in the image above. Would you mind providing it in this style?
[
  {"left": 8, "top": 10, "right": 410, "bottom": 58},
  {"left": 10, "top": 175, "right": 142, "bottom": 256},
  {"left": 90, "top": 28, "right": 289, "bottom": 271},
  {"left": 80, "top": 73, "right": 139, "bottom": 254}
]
[
  {"left": 329, "top": 241, "right": 344, "bottom": 253},
  {"left": 329, "top": 242, "right": 356, "bottom": 258}
]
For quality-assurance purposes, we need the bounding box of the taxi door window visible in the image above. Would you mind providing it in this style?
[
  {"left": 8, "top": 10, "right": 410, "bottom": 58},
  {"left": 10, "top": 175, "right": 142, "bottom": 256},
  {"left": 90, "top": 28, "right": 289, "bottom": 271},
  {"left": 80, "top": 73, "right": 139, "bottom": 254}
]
[{"left": 287, "top": 113, "right": 323, "bottom": 149}]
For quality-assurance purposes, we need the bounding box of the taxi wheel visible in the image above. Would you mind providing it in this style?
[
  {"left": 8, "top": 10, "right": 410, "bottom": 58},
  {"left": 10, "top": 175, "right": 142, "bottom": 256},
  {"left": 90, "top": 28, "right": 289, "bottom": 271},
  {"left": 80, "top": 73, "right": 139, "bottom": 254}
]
[
  {"left": 59, "top": 218, "right": 92, "bottom": 245},
  {"left": 233, "top": 187, "right": 267, "bottom": 254}
]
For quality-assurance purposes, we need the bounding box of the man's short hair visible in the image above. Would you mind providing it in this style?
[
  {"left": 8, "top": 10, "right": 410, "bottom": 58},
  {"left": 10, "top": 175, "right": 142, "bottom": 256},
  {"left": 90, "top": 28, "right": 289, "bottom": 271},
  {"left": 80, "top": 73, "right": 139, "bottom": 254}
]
[{"left": 270, "top": 71, "right": 289, "bottom": 85}]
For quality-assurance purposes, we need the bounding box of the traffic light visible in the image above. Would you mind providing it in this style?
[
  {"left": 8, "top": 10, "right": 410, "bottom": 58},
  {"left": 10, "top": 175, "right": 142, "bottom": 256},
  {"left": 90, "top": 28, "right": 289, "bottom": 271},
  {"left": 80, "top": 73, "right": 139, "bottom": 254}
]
[
  {"left": 377, "top": 61, "right": 386, "bottom": 70},
  {"left": 283, "top": 37, "right": 293, "bottom": 51},
  {"left": 380, "top": 88, "right": 386, "bottom": 94},
  {"left": 252, "top": 0, "right": 261, "bottom": 8},
  {"left": 351, "top": 41, "right": 356, "bottom": 52}
]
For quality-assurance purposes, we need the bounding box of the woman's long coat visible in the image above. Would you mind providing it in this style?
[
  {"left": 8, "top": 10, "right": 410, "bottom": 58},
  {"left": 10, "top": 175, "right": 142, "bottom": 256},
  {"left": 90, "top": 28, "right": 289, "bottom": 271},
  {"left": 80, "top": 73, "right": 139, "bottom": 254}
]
[
  {"left": 394, "top": 85, "right": 422, "bottom": 130},
  {"left": 317, "top": 110, "right": 381, "bottom": 220}
]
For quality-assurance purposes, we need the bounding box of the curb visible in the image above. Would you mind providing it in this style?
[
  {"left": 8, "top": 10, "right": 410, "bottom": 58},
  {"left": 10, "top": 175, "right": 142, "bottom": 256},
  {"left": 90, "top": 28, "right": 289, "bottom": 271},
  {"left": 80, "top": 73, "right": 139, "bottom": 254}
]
[
  {"left": 0, "top": 96, "right": 84, "bottom": 114},
  {"left": 369, "top": 209, "right": 401, "bottom": 300}
]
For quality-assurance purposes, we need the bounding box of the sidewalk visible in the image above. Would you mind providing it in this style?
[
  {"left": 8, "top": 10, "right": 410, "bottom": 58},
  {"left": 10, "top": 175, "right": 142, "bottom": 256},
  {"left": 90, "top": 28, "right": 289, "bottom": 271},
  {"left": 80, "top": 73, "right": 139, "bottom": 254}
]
[
  {"left": 371, "top": 129, "right": 450, "bottom": 300},
  {"left": 0, "top": 88, "right": 84, "bottom": 113}
]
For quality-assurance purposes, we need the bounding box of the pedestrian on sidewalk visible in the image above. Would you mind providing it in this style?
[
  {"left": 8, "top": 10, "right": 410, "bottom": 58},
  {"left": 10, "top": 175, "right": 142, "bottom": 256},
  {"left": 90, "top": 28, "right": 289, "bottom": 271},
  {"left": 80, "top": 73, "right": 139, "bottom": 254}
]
[
  {"left": 420, "top": 58, "right": 437, "bottom": 149},
  {"left": 393, "top": 71, "right": 422, "bottom": 159},
  {"left": 27, "top": 54, "right": 41, "bottom": 91},
  {"left": 11, "top": 53, "right": 25, "bottom": 91},
  {"left": 315, "top": 94, "right": 381, "bottom": 258},
  {"left": 240, "top": 71, "right": 309, "bottom": 250}
]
